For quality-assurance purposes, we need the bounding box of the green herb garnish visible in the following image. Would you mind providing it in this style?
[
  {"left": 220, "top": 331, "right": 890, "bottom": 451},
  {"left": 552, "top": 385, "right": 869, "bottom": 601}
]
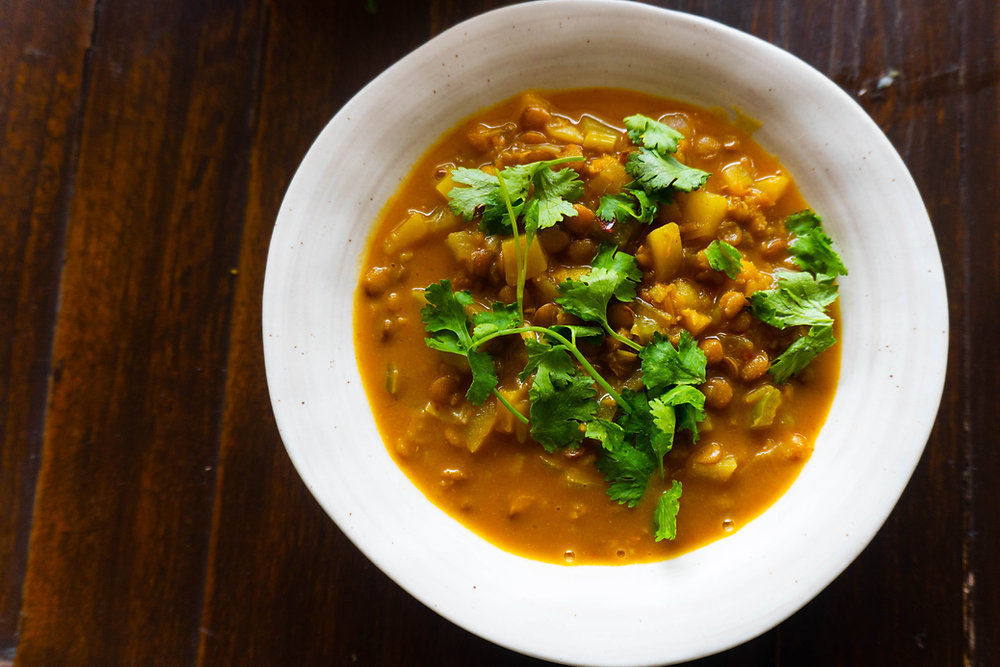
[
  {"left": 428, "top": 150, "right": 719, "bottom": 540},
  {"left": 749, "top": 210, "right": 846, "bottom": 382},
  {"left": 555, "top": 243, "right": 643, "bottom": 351},
  {"left": 596, "top": 114, "right": 709, "bottom": 226},
  {"left": 654, "top": 480, "right": 684, "bottom": 542},
  {"left": 705, "top": 240, "right": 743, "bottom": 279}
]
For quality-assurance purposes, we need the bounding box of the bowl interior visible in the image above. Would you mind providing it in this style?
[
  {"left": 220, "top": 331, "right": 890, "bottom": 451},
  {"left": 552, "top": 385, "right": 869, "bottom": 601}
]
[{"left": 262, "top": 2, "right": 948, "bottom": 665}]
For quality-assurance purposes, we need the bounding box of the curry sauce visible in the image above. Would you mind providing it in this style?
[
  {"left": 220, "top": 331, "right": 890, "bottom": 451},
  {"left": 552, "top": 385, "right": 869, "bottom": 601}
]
[{"left": 354, "top": 89, "right": 840, "bottom": 565}]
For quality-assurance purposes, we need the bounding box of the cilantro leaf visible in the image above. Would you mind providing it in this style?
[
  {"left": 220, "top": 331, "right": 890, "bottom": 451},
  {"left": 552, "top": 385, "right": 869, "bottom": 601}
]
[
  {"left": 521, "top": 163, "right": 584, "bottom": 240},
  {"left": 420, "top": 280, "right": 500, "bottom": 404},
  {"left": 749, "top": 270, "right": 838, "bottom": 329},
  {"left": 640, "top": 331, "right": 707, "bottom": 392},
  {"left": 588, "top": 419, "right": 655, "bottom": 508},
  {"left": 556, "top": 244, "right": 642, "bottom": 338},
  {"left": 646, "top": 385, "right": 707, "bottom": 475},
  {"left": 646, "top": 397, "right": 676, "bottom": 476},
  {"left": 471, "top": 302, "right": 521, "bottom": 340},
  {"left": 421, "top": 280, "right": 475, "bottom": 354},
  {"left": 768, "top": 323, "right": 837, "bottom": 383},
  {"left": 785, "top": 210, "right": 847, "bottom": 278},
  {"left": 447, "top": 168, "right": 501, "bottom": 223},
  {"left": 657, "top": 384, "right": 707, "bottom": 441},
  {"left": 653, "top": 480, "right": 683, "bottom": 542},
  {"left": 615, "top": 388, "right": 654, "bottom": 445},
  {"left": 596, "top": 184, "right": 661, "bottom": 225},
  {"left": 626, "top": 149, "right": 710, "bottom": 194},
  {"left": 466, "top": 350, "right": 499, "bottom": 404},
  {"left": 749, "top": 210, "right": 846, "bottom": 382},
  {"left": 624, "top": 114, "right": 684, "bottom": 155},
  {"left": 448, "top": 159, "right": 583, "bottom": 238},
  {"left": 705, "top": 240, "right": 743, "bottom": 279},
  {"left": 524, "top": 340, "right": 597, "bottom": 451}
]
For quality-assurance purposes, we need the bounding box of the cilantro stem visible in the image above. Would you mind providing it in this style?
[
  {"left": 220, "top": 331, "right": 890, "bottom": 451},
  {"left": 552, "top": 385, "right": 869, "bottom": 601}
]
[
  {"left": 608, "top": 328, "right": 643, "bottom": 352},
  {"left": 494, "top": 169, "right": 525, "bottom": 323},
  {"left": 492, "top": 387, "right": 529, "bottom": 424},
  {"left": 469, "top": 325, "right": 626, "bottom": 408}
]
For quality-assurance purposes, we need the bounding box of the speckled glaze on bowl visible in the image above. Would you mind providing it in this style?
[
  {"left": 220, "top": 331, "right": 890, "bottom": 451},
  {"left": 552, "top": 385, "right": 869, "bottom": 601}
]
[{"left": 262, "top": 2, "right": 948, "bottom": 665}]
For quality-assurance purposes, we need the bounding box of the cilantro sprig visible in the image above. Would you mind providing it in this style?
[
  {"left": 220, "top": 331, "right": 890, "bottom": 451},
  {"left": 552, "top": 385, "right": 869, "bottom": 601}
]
[
  {"left": 433, "top": 141, "right": 717, "bottom": 543},
  {"left": 448, "top": 156, "right": 585, "bottom": 320},
  {"left": 750, "top": 210, "right": 846, "bottom": 382},
  {"left": 555, "top": 243, "right": 643, "bottom": 351},
  {"left": 596, "top": 114, "right": 710, "bottom": 225}
]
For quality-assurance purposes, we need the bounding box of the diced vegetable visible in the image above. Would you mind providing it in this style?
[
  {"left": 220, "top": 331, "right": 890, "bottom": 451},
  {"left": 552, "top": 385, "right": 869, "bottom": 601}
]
[
  {"left": 746, "top": 385, "right": 782, "bottom": 428},
  {"left": 435, "top": 171, "right": 457, "bottom": 200},
  {"left": 587, "top": 155, "right": 629, "bottom": 196},
  {"left": 544, "top": 119, "right": 584, "bottom": 144},
  {"left": 720, "top": 163, "right": 754, "bottom": 195},
  {"left": 384, "top": 211, "right": 430, "bottom": 253},
  {"left": 385, "top": 362, "right": 400, "bottom": 395},
  {"left": 501, "top": 236, "right": 547, "bottom": 285},
  {"left": 466, "top": 397, "right": 498, "bottom": 453},
  {"left": 645, "top": 222, "right": 682, "bottom": 281},
  {"left": 754, "top": 173, "right": 790, "bottom": 204},
  {"left": 678, "top": 190, "right": 728, "bottom": 239},
  {"left": 580, "top": 117, "right": 622, "bottom": 152}
]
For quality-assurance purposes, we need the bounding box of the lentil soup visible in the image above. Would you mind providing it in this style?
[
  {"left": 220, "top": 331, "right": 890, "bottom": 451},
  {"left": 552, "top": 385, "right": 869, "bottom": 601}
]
[{"left": 354, "top": 89, "right": 841, "bottom": 565}]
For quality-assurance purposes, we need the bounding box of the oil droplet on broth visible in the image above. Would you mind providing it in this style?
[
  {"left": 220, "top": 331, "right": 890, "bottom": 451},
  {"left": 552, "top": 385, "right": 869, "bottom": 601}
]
[
  {"left": 722, "top": 518, "right": 735, "bottom": 532},
  {"left": 564, "top": 550, "right": 575, "bottom": 563}
]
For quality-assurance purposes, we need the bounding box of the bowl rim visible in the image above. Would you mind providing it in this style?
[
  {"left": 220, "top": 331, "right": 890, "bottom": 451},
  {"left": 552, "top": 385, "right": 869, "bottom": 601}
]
[{"left": 262, "top": 1, "right": 949, "bottom": 664}]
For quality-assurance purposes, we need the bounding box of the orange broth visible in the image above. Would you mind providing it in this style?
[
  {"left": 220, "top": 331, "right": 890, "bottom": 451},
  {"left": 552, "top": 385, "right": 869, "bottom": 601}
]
[{"left": 354, "top": 89, "right": 840, "bottom": 565}]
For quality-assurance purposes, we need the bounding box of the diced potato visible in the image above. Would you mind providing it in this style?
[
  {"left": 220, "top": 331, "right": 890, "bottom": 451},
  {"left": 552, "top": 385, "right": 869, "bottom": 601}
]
[
  {"left": 667, "top": 279, "right": 701, "bottom": 311},
  {"left": 444, "top": 230, "right": 481, "bottom": 264},
  {"left": 383, "top": 212, "right": 429, "bottom": 253},
  {"left": 586, "top": 155, "right": 629, "bottom": 196},
  {"left": 494, "top": 385, "right": 529, "bottom": 436},
  {"left": 680, "top": 308, "right": 712, "bottom": 336},
  {"left": 428, "top": 208, "right": 462, "bottom": 234},
  {"left": 501, "top": 236, "right": 547, "bottom": 286},
  {"left": 678, "top": 190, "right": 728, "bottom": 240},
  {"left": 720, "top": 163, "right": 754, "bottom": 195},
  {"left": 754, "top": 174, "right": 790, "bottom": 205},
  {"left": 465, "top": 397, "right": 497, "bottom": 453},
  {"left": 544, "top": 119, "right": 584, "bottom": 144},
  {"left": 645, "top": 222, "right": 682, "bottom": 281},
  {"left": 435, "top": 171, "right": 457, "bottom": 200},
  {"left": 532, "top": 275, "right": 560, "bottom": 303}
]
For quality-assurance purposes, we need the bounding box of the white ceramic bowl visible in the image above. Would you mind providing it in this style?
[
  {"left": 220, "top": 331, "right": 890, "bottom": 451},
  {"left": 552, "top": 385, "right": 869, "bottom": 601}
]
[{"left": 262, "top": 2, "right": 948, "bottom": 664}]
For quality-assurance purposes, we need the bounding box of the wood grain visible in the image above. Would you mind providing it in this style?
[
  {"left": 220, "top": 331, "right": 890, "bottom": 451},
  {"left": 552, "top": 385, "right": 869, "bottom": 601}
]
[
  {"left": 0, "top": 0, "right": 995, "bottom": 664},
  {"left": 0, "top": 0, "right": 96, "bottom": 652},
  {"left": 15, "top": 1, "right": 263, "bottom": 663}
]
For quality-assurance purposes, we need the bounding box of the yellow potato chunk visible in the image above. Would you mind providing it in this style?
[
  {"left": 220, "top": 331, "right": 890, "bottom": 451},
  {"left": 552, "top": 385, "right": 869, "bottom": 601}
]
[
  {"left": 501, "top": 236, "right": 548, "bottom": 286},
  {"left": 383, "top": 212, "right": 429, "bottom": 253},
  {"left": 754, "top": 174, "right": 790, "bottom": 205},
  {"left": 679, "top": 190, "right": 728, "bottom": 240},
  {"left": 645, "top": 222, "right": 682, "bottom": 281}
]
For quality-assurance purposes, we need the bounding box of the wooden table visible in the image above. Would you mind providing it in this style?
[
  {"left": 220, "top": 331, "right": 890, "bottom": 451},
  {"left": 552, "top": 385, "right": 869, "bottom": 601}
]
[{"left": 2, "top": 1, "right": 995, "bottom": 664}]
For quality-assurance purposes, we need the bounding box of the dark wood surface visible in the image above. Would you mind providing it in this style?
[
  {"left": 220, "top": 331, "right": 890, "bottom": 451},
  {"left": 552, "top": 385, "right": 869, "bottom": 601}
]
[{"left": 1, "top": 0, "right": 995, "bottom": 665}]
